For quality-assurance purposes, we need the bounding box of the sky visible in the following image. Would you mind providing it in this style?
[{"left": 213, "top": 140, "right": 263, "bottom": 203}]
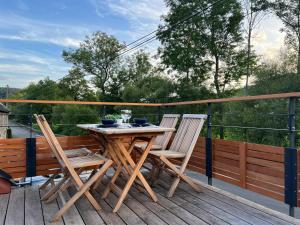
[{"left": 0, "top": 0, "right": 285, "bottom": 88}]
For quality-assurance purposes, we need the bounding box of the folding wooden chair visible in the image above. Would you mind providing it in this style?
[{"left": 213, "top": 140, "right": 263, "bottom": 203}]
[
  {"left": 35, "top": 114, "right": 113, "bottom": 221},
  {"left": 39, "top": 148, "right": 92, "bottom": 191},
  {"left": 135, "top": 114, "right": 180, "bottom": 151},
  {"left": 149, "top": 114, "right": 207, "bottom": 197}
]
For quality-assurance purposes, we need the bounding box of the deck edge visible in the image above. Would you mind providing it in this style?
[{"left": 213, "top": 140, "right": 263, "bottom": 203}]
[{"left": 191, "top": 178, "right": 300, "bottom": 224}]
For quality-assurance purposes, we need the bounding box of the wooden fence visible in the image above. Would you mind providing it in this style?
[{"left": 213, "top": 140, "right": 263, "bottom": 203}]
[
  {"left": 187, "top": 137, "right": 287, "bottom": 203},
  {"left": 0, "top": 135, "right": 298, "bottom": 206}
]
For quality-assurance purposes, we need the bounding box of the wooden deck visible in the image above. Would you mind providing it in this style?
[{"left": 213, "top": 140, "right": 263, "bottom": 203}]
[{"left": 0, "top": 174, "right": 298, "bottom": 225}]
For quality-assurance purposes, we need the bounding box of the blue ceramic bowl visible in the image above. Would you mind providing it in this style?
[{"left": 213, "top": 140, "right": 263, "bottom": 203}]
[
  {"left": 134, "top": 118, "right": 147, "bottom": 124},
  {"left": 102, "top": 119, "right": 115, "bottom": 125}
]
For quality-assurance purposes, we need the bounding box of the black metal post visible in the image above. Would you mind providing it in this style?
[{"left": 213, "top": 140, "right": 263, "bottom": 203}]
[
  {"left": 29, "top": 104, "right": 33, "bottom": 139},
  {"left": 157, "top": 106, "right": 161, "bottom": 125},
  {"left": 206, "top": 103, "right": 213, "bottom": 185},
  {"left": 26, "top": 138, "right": 36, "bottom": 178},
  {"left": 285, "top": 97, "right": 297, "bottom": 217},
  {"left": 220, "top": 126, "right": 224, "bottom": 139},
  {"left": 102, "top": 105, "right": 107, "bottom": 118}
]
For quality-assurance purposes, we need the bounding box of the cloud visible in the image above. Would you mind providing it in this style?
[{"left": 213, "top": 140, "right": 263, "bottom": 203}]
[
  {"left": 250, "top": 15, "right": 285, "bottom": 59},
  {"left": 0, "top": 13, "right": 86, "bottom": 47},
  {"left": 0, "top": 64, "right": 41, "bottom": 74},
  {"left": 0, "top": 48, "right": 71, "bottom": 88},
  {"left": 91, "top": 0, "right": 167, "bottom": 35}
]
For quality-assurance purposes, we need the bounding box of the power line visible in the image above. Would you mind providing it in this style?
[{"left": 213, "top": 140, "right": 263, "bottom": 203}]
[
  {"left": 112, "top": 0, "right": 239, "bottom": 60},
  {"left": 56, "top": 0, "right": 245, "bottom": 82},
  {"left": 116, "top": 0, "right": 250, "bottom": 59}
]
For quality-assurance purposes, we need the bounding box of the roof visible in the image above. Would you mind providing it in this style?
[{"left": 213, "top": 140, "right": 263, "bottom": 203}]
[{"left": 0, "top": 103, "right": 9, "bottom": 113}]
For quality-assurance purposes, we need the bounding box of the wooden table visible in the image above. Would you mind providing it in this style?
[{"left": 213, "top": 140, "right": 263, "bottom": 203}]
[{"left": 77, "top": 124, "right": 175, "bottom": 212}]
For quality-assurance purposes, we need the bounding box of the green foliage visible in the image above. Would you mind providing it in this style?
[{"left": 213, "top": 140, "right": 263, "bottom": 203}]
[
  {"left": 63, "top": 32, "right": 125, "bottom": 95},
  {"left": 157, "top": 0, "right": 246, "bottom": 97},
  {"left": 9, "top": 78, "right": 62, "bottom": 124},
  {"left": 0, "top": 87, "right": 20, "bottom": 98},
  {"left": 58, "top": 68, "right": 97, "bottom": 101},
  {"left": 52, "top": 105, "right": 99, "bottom": 135},
  {"left": 105, "top": 114, "right": 122, "bottom": 120}
]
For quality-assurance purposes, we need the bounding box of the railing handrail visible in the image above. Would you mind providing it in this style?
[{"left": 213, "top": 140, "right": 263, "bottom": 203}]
[
  {"left": 0, "top": 99, "right": 161, "bottom": 106},
  {"left": 163, "top": 92, "right": 300, "bottom": 106},
  {"left": 1, "top": 92, "right": 300, "bottom": 106}
]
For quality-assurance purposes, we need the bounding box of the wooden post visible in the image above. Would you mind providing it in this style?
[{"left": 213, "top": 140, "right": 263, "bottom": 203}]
[{"left": 239, "top": 142, "right": 247, "bottom": 188}]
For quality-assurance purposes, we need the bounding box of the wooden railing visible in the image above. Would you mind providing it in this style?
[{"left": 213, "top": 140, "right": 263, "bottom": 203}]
[
  {"left": 1, "top": 91, "right": 300, "bottom": 106},
  {"left": 0, "top": 92, "right": 299, "bottom": 216}
]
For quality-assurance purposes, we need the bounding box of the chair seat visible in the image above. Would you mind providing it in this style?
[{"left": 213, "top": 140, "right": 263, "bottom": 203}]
[
  {"left": 135, "top": 143, "right": 163, "bottom": 151},
  {"left": 69, "top": 154, "right": 106, "bottom": 168},
  {"left": 64, "top": 148, "right": 92, "bottom": 157},
  {"left": 149, "top": 150, "right": 186, "bottom": 158}
]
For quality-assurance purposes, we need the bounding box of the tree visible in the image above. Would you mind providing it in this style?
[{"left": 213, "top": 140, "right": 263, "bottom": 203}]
[
  {"left": 242, "top": 0, "right": 265, "bottom": 95},
  {"left": 9, "top": 78, "right": 61, "bottom": 124},
  {"left": 52, "top": 104, "right": 99, "bottom": 135},
  {"left": 58, "top": 68, "right": 96, "bottom": 101},
  {"left": 62, "top": 32, "right": 125, "bottom": 97},
  {"left": 157, "top": 0, "right": 246, "bottom": 97},
  {"left": 260, "top": 0, "right": 300, "bottom": 75}
]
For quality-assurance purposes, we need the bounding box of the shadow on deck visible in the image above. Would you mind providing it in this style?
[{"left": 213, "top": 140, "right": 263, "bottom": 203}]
[{"left": 0, "top": 173, "right": 298, "bottom": 225}]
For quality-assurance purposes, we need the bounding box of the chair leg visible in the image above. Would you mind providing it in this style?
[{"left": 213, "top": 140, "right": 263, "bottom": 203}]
[
  {"left": 167, "top": 177, "right": 180, "bottom": 197},
  {"left": 41, "top": 175, "right": 69, "bottom": 201},
  {"left": 40, "top": 175, "right": 55, "bottom": 190},
  {"left": 159, "top": 155, "right": 202, "bottom": 197},
  {"left": 45, "top": 178, "right": 73, "bottom": 203},
  {"left": 52, "top": 160, "right": 113, "bottom": 222}
]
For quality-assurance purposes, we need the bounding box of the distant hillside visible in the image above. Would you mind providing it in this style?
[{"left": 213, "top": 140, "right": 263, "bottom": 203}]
[{"left": 0, "top": 87, "right": 21, "bottom": 99}]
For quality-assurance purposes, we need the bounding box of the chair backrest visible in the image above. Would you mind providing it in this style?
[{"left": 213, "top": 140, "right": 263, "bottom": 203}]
[
  {"left": 155, "top": 114, "right": 180, "bottom": 149},
  {"left": 35, "top": 114, "right": 76, "bottom": 175},
  {"left": 169, "top": 114, "right": 207, "bottom": 156}
]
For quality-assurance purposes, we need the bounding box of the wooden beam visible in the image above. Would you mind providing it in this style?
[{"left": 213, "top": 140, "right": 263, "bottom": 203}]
[
  {"left": 0, "top": 99, "right": 162, "bottom": 107},
  {"left": 163, "top": 92, "right": 300, "bottom": 106},
  {"left": 2, "top": 92, "right": 300, "bottom": 107}
]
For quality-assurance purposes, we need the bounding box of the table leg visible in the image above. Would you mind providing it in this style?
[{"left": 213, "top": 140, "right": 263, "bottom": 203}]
[
  {"left": 102, "top": 138, "right": 139, "bottom": 196},
  {"left": 113, "top": 137, "right": 157, "bottom": 212}
]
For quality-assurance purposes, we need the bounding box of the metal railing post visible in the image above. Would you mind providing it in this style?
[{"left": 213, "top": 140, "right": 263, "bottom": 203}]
[
  {"left": 102, "top": 105, "right": 107, "bottom": 118},
  {"left": 220, "top": 126, "right": 224, "bottom": 139},
  {"left": 157, "top": 106, "right": 161, "bottom": 125},
  {"left": 285, "top": 97, "right": 297, "bottom": 217},
  {"left": 206, "top": 102, "right": 213, "bottom": 185},
  {"left": 29, "top": 104, "right": 33, "bottom": 139}
]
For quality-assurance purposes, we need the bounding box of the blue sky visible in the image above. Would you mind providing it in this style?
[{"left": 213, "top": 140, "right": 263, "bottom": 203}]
[
  {"left": 0, "top": 0, "right": 284, "bottom": 88},
  {"left": 0, "top": 0, "right": 166, "bottom": 88}
]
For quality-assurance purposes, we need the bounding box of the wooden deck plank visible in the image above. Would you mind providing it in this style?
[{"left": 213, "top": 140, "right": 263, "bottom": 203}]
[
  {"left": 127, "top": 185, "right": 188, "bottom": 225},
  {"left": 40, "top": 188, "right": 64, "bottom": 225},
  {"left": 102, "top": 191, "right": 147, "bottom": 225},
  {"left": 25, "top": 186, "right": 44, "bottom": 225},
  {"left": 113, "top": 178, "right": 169, "bottom": 225},
  {"left": 91, "top": 189, "right": 126, "bottom": 225},
  {"left": 154, "top": 192, "right": 208, "bottom": 225},
  {"left": 115, "top": 176, "right": 188, "bottom": 225},
  {"left": 152, "top": 185, "right": 229, "bottom": 225},
  {"left": 0, "top": 174, "right": 299, "bottom": 225},
  {"left": 0, "top": 193, "right": 9, "bottom": 225},
  {"left": 57, "top": 191, "right": 85, "bottom": 225},
  {"left": 178, "top": 178, "right": 298, "bottom": 225},
  {"left": 4, "top": 188, "right": 24, "bottom": 225},
  {"left": 68, "top": 186, "right": 105, "bottom": 225},
  {"left": 174, "top": 184, "right": 272, "bottom": 225},
  {"left": 122, "top": 192, "right": 168, "bottom": 225},
  {"left": 160, "top": 173, "right": 297, "bottom": 225},
  {"left": 156, "top": 179, "right": 250, "bottom": 225},
  {"left": 199, "top": 185, "right": 295, "bottom": 225}
]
